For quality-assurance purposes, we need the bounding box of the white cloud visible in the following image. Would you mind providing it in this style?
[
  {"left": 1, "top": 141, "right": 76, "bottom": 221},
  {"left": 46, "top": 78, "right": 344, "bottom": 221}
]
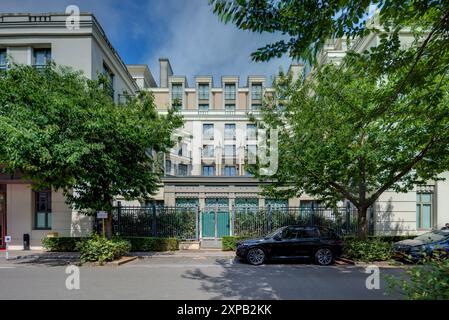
[
  {"left": 1, "top": 0, "right": 293, "bottom": 86},
  {"left": 144, "top": 0, "right": 292, "bottom": 87}
]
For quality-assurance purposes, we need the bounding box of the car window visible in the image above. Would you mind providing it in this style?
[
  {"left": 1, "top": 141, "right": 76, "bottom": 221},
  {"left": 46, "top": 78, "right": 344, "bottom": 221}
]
[
  {"left": 281, "top": 227, "right": 299, "bottom": 240},
  {"left": 299, "top": 228, "right": 320, "bottom": 238},
  {"left": 415, "top": 231, "right": 449, "bottom": 243}
]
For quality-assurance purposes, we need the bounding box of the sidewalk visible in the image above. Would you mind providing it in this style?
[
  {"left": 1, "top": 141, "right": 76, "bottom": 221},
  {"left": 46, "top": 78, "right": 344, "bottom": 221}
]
[
  {"left": 130, "top": 250, "right": 236, "bottom": 258},
  {"left": 0, "top": 249, "right": 235, "bottom": 261}
]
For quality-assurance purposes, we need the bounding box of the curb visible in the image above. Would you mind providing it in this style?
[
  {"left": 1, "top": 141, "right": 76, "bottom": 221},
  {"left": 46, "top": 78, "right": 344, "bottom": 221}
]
[{"left": 111, "top": 256, "right": 138, "bottom": 266}]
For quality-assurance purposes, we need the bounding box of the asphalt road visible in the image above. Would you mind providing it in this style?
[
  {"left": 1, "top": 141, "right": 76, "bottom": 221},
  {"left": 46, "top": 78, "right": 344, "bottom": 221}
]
[{"left": 0, "top": 256, "right": 405, "bottom": 300}]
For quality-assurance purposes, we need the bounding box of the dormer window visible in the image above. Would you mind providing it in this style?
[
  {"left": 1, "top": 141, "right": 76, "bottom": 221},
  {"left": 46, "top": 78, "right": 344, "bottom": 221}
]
[
  {"left": 251, "top": 83, "right": 263, "bottom": 100},
  {"left": 198, "top": 83, "right": 209, "bottom": 100},
  {"left": 224, "top": 83, "right": 236, "bottom": 100},
  {"left": 171, "top": 83, "right": 183, "bottom": 108}
]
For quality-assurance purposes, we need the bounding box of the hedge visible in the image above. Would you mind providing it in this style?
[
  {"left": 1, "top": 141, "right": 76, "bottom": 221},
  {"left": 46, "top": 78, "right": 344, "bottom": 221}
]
[
  {"left": 76, "top": 235, "right": 131, "bottom": 264},
  {"left": 42, "top": 237, "right": 84, "bottom": 252},
  {"left": 123, "top": 237, "right": 179, "bottom": 252},
  {"left": 222, "top": 236, "right": 249, "bottom": 251},
  {"left": 42, "top": 236, "right": 179, "bottom": 252}
]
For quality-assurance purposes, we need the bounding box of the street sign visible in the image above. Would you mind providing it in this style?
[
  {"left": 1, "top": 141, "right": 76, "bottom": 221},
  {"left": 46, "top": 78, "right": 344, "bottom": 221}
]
[
  {"left": 97, "top": 211, "right": 108, "bottom": 219},
  {"left": 4, "top": 236, "right": 11, "bottom": 243}
]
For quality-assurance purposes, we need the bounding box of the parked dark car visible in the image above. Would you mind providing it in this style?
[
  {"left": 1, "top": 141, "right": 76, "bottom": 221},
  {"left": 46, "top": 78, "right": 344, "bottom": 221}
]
[
  {"left": 236, "top": 225, "right": 343, "bottom": 266},
  {"left": 392, "top": 230, "right": 449, "bottom": 262}
]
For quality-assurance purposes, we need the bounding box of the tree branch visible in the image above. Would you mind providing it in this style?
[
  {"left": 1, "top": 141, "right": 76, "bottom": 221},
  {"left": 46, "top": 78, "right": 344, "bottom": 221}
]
[{"left": 367, "top": 135, "right": 438, "bottom": 205}]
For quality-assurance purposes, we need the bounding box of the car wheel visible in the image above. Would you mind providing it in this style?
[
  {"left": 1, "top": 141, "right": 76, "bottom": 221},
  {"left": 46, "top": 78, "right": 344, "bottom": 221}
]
[
  {"left": 246, "top": 247, "right": 265, "bottom": 266},
  {"left": 315, "top": 248, "right": 334, "bottom": 266}
]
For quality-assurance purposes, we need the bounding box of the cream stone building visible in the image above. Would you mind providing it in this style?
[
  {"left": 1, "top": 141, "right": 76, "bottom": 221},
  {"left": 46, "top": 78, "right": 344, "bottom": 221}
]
[
  {"left": 0, "top": 11, "right": 447, "bottom": 249},
  {"left": 0, "top": 13, "right": 138, "bottom": 249}
]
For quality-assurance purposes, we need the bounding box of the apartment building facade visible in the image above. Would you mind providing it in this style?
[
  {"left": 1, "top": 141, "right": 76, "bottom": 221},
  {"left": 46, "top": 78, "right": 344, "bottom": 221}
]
[
  {"left": 314, "top": 13, "right": 449, "bottom": 235},
  {"left": 0, "top": 13, "right": 138, "bottom": 249},
  {"left": 0, "top": 11, "right": 447, "bottom": 249},
  {"left": 125, "top": 60, "right": 314, "bottom": 240}
]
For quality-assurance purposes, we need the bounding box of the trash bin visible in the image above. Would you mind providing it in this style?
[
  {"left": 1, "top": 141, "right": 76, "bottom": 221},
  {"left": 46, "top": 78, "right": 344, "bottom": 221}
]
[{"left": 23, "top": 233, "right": 30, "bottom": 250}]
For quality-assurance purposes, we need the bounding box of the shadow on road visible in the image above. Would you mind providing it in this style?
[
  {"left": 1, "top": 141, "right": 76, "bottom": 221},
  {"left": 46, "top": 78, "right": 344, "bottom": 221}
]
[{"left": 182, "top": 258, "right": 404, "bottom": 300}]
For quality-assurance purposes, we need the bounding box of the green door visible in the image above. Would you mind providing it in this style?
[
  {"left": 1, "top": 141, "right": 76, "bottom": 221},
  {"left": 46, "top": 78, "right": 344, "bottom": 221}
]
[
  {"left": 203, "top": 198, "right": 230, "bottom": 239},
  {"left": 202, "top": 211, "right": 215, "bottom": 238}
]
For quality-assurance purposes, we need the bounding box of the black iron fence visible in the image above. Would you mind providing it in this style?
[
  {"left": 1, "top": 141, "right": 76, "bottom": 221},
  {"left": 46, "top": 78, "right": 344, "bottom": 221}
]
[
  {"left": 94, "top": 206, "right": 198, "bottom": 240},
  {"left": 233, "top": 207, "right": 358, "bottom": 238},
  {"left": 94, "top": 205, "right": 359, "bottom": 240}
]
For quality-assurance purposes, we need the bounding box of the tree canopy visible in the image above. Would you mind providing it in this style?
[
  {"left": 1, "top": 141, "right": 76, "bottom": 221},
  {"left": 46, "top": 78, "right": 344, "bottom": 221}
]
[
  {"left": 250, "top": 39, "right": 449, "bottom": 238},
  {"left": 210, "top": 0, "right": 449, "bottom": 63},
  {"left": 0, "top": 64, "right": 182, "bottom": 236}
]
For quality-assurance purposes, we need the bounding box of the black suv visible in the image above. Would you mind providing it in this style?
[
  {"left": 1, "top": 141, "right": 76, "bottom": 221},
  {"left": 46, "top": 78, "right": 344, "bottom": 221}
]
[{"left": 236, "top": 225, "right": 343, "bottom": 266}]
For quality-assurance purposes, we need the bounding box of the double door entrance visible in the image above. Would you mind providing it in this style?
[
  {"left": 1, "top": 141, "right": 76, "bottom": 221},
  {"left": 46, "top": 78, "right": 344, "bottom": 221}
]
[
  {"left": 0, "top": 185, "right": 6, "bottom": 249},
  {"left": 202, "top": 198, "right": 230, "bottom": 239}
]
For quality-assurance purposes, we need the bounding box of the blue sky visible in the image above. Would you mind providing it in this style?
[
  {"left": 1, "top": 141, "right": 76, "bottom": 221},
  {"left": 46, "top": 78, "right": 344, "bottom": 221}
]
[{"left": 0, "top": 0, "right": 293, "bottom": 86}]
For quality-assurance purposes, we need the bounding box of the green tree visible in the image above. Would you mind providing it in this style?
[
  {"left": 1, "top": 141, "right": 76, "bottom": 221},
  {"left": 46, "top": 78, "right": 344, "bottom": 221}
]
[
  {"left": 212, "top": 0, "right": 449, "bottom": 239},
  {"left": 210, "top": 0, "right": 449, "bottom": 63},
  {"left": 0, "top": 64, "right": 182, "bottom": 237},
  {"left": 251, "top": 45, "right": 449, "bottom": 239}
]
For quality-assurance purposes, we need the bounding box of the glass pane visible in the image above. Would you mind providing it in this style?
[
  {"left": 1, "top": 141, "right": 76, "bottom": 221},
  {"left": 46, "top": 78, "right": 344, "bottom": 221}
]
[
  {"left": 0, "top": 50, "right": 6, "bottom": 66},
  {"left": 422, "top": 204, "right": 431, "bottom": 229},
  {"left": 421, "top": 193, "right": 432, "bottom": 203},
  {"left": 416, "top": 204, "right": 421, "bottom": 228},
  {"left": 36, "top": 212, "right": 46, "bottom": 229},
  {"left": 47, "top": 213, "right": 52, "bottom": 229},
  {"left": 176, "top": 198, "right": 198, "bottom": 208}
]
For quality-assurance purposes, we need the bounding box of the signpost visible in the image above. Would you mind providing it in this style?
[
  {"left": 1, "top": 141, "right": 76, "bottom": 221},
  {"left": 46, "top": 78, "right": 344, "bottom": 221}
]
[
  {"left": 96, "top": 211, "right": 108, "bottom": 237},
  {"left": 4, "top": 236, "right": 11, "bottom": 260}
]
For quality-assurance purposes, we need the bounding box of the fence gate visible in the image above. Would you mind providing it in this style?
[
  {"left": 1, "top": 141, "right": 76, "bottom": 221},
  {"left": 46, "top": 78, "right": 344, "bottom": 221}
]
[{"left": 202, "top": 198, "right": 230, "bottom": 239}]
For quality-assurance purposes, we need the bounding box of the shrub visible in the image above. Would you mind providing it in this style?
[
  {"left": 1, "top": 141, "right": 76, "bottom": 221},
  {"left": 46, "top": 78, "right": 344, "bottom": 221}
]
[
  {"left": 222, "top": 236, "right": 249, "bottom": 251},
  {"left": 76, "top": 235, "right": 131, "bottom": 264},
  {"left": 387, "top": 258, "right": 449, "bottom": 299},
  {"left": 123, "top": 237, "right": 179, "bottom": 252},
  {"left": 343, "top": 238, "right": 393, "bottom": 262},
  {"left": 42, "top": 237, "right": 84, "bottom": 252}
]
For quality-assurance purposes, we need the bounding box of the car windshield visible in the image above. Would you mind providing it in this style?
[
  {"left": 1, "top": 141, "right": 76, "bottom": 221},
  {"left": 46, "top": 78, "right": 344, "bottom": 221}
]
[
  {"left": 414, "top": 230, "right": 449, "bottom": 243},
  {"left": 264, "top": 227, "right": 285, "bottom": 239}
]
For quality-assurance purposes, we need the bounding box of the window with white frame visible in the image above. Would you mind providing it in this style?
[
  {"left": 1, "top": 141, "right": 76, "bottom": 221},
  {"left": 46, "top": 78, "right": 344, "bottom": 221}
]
[
  {"left": 171, "top": 83, "right": 183, "bottom": 107},
  {"left": 33, "top": 48, "right": 51, "bottom": 68},
  {"left": 246, "top": 144, "right": 257, "bottom": 163},
  {"left": 35, "top": 190, "right": 52, "bottom": 230},
  {"left": 0, "top": 49, "right": 7, "bottom": 70},
  {"left": 251, "top": 83, "right": 263, "bottom": 100},
  {"left": 224, "top": 145, "right": 236, "bottom": 157},
  {"left": 178, "top": 164, "right": 188, "bottom": 176},
  {"left": 416, "top": 192, "right": 432, "bottom": 229},
  {"left": 224, "top": 83, "right": 236, "bottom": 100},
  {"left": 203, "top": 124, "right": 214, "bottom": 140},
  {"left": 198, "top": 83, "right": 209, "bottom": 100},
  {"left": 199, "top": 104, "right": 209, "bottom": 111},
  {"left": 223, "top": 166, "right": 237, "bottom": 176},
  {"left": 224, "top": 124, "right": 236, "bottom": 140},
  {"left": 202, "top": 165, "right": 215, "bottom": 176},
  {"left": 202, "top": 145, "right": 214, "bottom": 157},
  {"left": 247, "top": 124, "right": 257, "bottom": 140},
  {"left": 225, "top": 104, "right": 236, "bottom": 112}
]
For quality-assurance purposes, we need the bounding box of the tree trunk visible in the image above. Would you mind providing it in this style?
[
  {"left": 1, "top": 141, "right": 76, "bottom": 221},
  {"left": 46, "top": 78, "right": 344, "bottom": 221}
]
[
  {"left": 357, "top": 206, "right": 368, "bottom": 240},
  {"left": 104, "top": 212, "right": 113, "bottom": 239}
]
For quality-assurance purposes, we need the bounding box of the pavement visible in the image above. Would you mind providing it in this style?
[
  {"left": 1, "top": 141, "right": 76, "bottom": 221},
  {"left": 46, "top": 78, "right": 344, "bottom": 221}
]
[{"left": 0, "top": 251, "right": 406, "bottom": 300}]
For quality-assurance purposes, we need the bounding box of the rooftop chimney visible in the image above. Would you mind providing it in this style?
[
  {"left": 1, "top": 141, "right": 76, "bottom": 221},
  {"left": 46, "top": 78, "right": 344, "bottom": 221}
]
[
  {"left": 288, "top": 64, "right": 305, "bottom": 83},
  {"left": 159, "top": 58, "right": 173, "bottom": 88}
]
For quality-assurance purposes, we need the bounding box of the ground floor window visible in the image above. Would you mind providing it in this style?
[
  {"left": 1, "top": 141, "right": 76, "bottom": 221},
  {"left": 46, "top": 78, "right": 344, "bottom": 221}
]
[
  {"left": 35, "top": 190, "right": 52, "bottom": 230},
  {"left": 266, "top": 199, "right": 288, "bottom": 210},
  {"left": 235, "top": 198, "right": 259, "bottom": 211},
  {"left": 176, "top": 198, "right": 199, "bottom": 208},
  {"left": 416, "top": 193, "right": 432, "bottom": 229}
]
